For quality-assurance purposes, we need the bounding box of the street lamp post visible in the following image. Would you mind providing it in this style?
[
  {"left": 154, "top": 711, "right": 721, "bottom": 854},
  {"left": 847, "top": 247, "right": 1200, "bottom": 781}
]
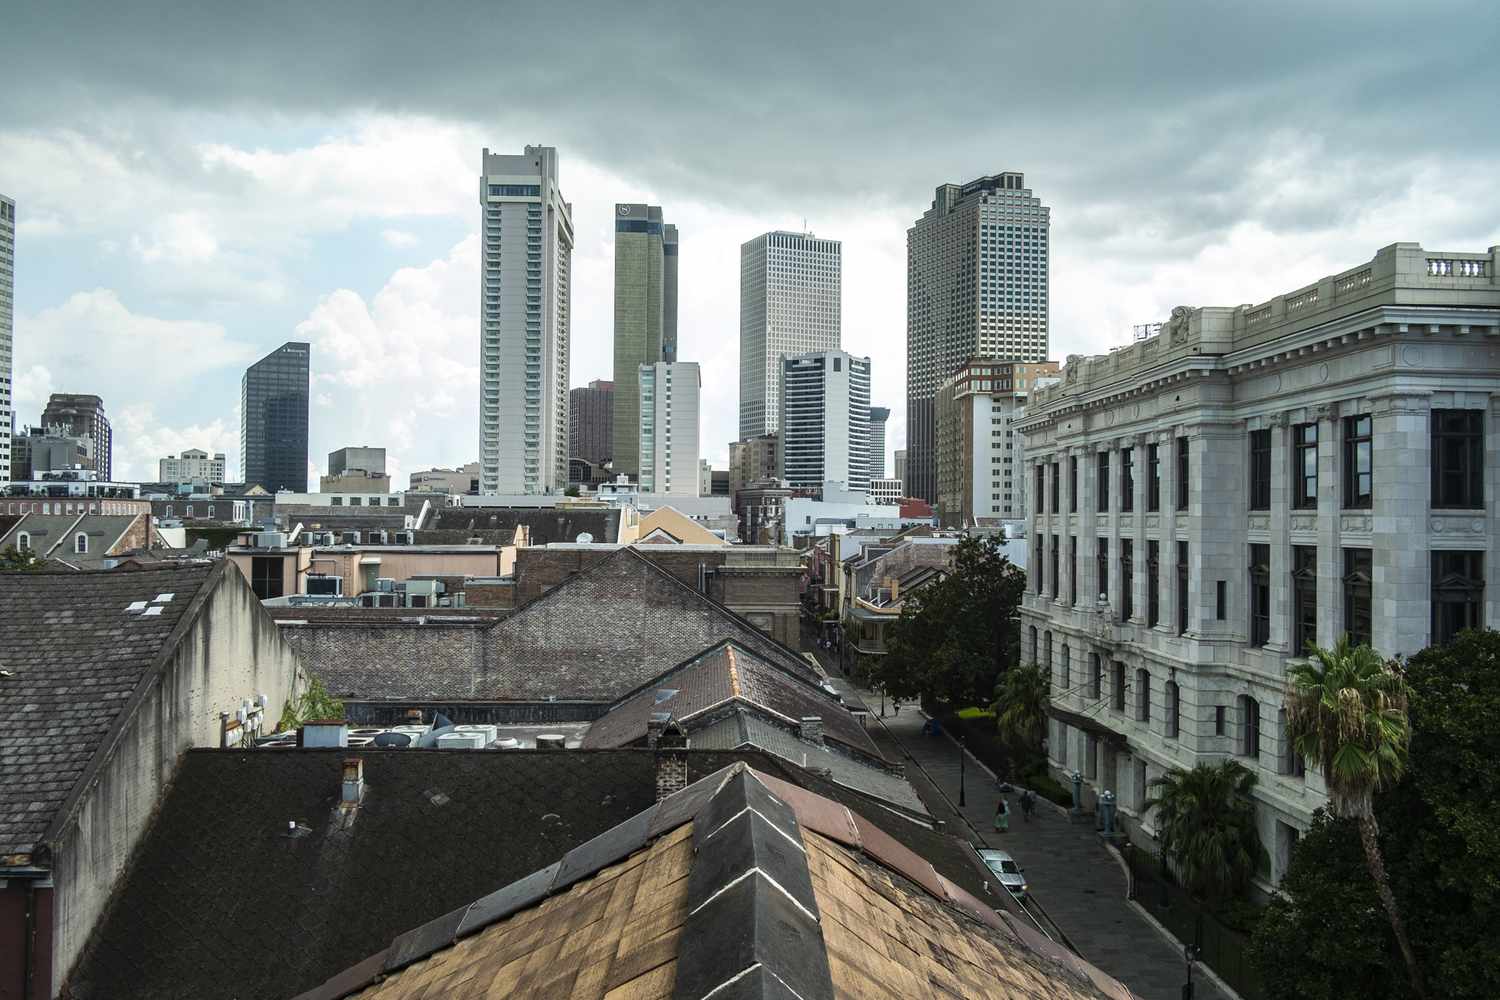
[
  {"left": 1182, "top": 943, "right": 1199, "bottom": 999},
  {"left": 1157, "top": 830, "right": 1170, "bottom": 909}
]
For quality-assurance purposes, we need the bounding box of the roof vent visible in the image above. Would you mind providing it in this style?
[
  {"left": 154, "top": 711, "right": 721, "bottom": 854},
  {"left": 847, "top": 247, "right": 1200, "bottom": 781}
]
[
  {"left": 535, "top": 734, "right": 567, "bottom": 749},
  {"left": 154, "top": 593, "right": 175, "bottom": 603}
]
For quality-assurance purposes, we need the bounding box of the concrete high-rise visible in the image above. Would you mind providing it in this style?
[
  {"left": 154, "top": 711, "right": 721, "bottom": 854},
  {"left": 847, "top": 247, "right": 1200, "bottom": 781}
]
[
  {"left": 780, "top": 350, "right": 871, "bottom": 497},
  {"left": 612, "top": 204, "right": 676, "bottom": 477},
  {"left": 41, "top": 393, "right": 112, "bottom": 480},
  {"left": 739, "top": 231, "right": 841, "bottom": 439},
  {"left": 240, "top": 342, "right": 310, "bottom": 492},
  {"left": 894, "top": 449, "right": 906, "bottom": 487},
  {"left": 159, "top": 449, "right": 226, "bottom": 484},
  {"left": 638, "top": 361, "right": 700, "bottom": 496},
  {"left": 479, "top": 146, "right": 574, "bottom": 494},
  {"left": 867, "top": 406, "right": 890, "bottom": 479},
  {"left": 907, "top": 172, "right": 1049, "bottom": 502},
  {"left": 0, "top": 195, "right": 12, "bottom": 483},
  {"left": 569, "top": 379, "right": 614, "bottom": 466}
]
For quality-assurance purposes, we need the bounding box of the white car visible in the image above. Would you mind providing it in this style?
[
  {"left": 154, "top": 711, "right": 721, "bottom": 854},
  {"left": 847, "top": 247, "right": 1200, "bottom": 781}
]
[{"left": 977, "top": 848, "right": 1028, "bottom": 899}]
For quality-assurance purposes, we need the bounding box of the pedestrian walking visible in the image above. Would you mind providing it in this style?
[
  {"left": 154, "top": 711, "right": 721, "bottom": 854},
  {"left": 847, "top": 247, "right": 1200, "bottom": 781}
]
[
  {"left": 1020, "top": 789, "right": 1035, "bottom": 822},
  {"left": 994, "top": 797, "right": 1010, "bottom": 833}
]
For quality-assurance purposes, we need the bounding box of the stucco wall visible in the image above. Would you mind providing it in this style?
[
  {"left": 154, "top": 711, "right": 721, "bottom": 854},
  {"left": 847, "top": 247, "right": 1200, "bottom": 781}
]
[{"left": 48, "top": 567, "right": 305, "bottom": 991}]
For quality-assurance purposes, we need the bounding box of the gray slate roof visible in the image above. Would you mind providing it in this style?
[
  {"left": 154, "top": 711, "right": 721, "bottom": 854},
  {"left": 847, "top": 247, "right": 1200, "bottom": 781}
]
[
  {"left": 0, "top": 563, "right": 221, "bottom": 855},
  {"left": 427, "top": 506, "right": 621, "bottom": 545}
]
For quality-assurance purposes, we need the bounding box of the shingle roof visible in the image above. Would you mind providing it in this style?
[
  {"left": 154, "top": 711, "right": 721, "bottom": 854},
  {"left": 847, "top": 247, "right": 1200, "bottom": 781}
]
[
  {"left": 580, "top": 640, "right": 878, "bottom": 759},
  {"left": 288, "top": 548, "right": 816, "bottom": 704},
  {"left": 691, "top": 709, "right": 927, "bottom": 815},
  {"left": 295, "top": 766, "right": 1126, "bottom": 1000},
  {"left": 428, "top": 507, "right": 621, "bottom": 545},
  {"left": 0, "top": 563, "right": 221, "bottom": 856}
]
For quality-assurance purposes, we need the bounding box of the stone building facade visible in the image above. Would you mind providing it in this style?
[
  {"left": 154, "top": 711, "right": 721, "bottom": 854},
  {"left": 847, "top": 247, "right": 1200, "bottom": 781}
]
[{"left": 1018, "top": 242, "right": 1500, "bottom": 887}]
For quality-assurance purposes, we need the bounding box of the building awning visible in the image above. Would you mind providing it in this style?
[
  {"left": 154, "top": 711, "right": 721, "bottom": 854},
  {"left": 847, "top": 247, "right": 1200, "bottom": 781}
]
[
  {"left": 1047, "top": 704, "right": 1129, "bottom": 750},
  {"left": 358, "top": 556, "right": 382, "bottom": 565}
]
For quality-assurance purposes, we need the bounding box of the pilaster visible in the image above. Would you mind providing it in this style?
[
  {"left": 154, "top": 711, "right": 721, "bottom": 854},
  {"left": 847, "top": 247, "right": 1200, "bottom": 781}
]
[{"left": 1370, "top": 391, "right": 1432, "bottom": 657}]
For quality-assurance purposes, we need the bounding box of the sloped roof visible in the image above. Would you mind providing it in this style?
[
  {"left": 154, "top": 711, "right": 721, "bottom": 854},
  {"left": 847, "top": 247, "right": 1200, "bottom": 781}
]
[
  {"left": 428, "top": 506, "right": 621, "bottom": 545},
  {"left": 296, "top": 766, "right": 1126, "bottom": 1000},
  {"left": 0, "top": 563, "right": 221, "bottom": 856},
  {"left": 634, "top": 506, "right": 725, "bottom": 546},
  {"left": 690, "top": 709, "right": 926, "bottom": 815},
  {"left": 580, "top": 640, "right": 878, "bottom": 759}
]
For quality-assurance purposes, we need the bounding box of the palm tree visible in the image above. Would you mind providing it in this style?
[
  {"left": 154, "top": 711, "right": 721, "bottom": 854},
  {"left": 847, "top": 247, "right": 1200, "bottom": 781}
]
[
  {"left": 994, "top": 662, "right": 1049, "bottom": 762},
  {"left": 1286, "top": 636, "right": 1424, "bottom": 998},
  {"left": 1144, "top": 760, "right": 1264, "bottom": 905}
]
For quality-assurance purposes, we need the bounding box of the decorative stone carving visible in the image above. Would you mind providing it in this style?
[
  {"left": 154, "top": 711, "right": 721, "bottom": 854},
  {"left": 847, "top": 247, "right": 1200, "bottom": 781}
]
[
  {"left": 1118, "top": 515, "right": 1135, "bottom": 531},
  {"left": 1269, "top": 410, "right": 1289, "bottom": 428},
  {"left": 1315, "top": 402, "right": 1338, "bottom": 422},
  {"left": 1290, "top": 514, "right": 1317, "bottom": 532},
  {"left": 1430, "top": 514, "right": 1487, "bottom": 535},
  {"left": 1248, "top": 514, "right": 1270, "bottom": 532},
  {"left": 1145, "top": 515, "right": 1160, "bottom": 530},
  {"left": 1167, "top": 306, "right": 1193, "bottom": 346},
  {"left": 1340, "top": 513, "right": 1372, "bottom": 533}
]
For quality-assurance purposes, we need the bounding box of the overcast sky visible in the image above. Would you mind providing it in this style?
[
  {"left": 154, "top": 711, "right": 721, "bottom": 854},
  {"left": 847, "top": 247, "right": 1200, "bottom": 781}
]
[{"left": 3, "top": 1, "right": 1497, "bottom": 484}]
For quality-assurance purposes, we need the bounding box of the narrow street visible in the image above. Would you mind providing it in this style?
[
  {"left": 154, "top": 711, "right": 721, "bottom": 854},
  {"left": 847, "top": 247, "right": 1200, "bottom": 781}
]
[{"left": 803, "top": 618, "right": 1227, "bottom": 1000}]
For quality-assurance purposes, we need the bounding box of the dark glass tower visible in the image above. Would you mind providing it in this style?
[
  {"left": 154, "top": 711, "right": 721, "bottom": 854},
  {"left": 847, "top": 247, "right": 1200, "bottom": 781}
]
[{"left": 240, "top": 342, "right": 310, "bottom": 492}]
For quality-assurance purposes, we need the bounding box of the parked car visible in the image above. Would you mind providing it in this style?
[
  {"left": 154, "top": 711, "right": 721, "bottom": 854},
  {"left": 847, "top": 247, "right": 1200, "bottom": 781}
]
[{"left": 977, "top": 848, "right": 1028, "bottom": 899}]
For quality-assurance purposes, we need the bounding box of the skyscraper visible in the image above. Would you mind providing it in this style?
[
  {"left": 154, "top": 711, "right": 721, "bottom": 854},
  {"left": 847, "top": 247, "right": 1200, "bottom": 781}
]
[
  {"left": 739, "top": 231, "right": 841, "bottom": 439},
  {"left": 638, "top": 361, "right": 701, "bottom": 496},
  {"left": 0, "top": 195, "right": 13, "bottom": 482},
  {"left": 779, "top": 350, "right": 871, "bottom": 497},
  {"left": 867, "top": 406, "right": 890, "bottom": 479},
  {"left": 240, "top": 342, "right": 310, "bottom": 492},
  {"left": 41, "top": 393, "right": 112, "bottom": 480},
  {"left": 479, "top": 146, "right": 574, "bottom": 494},
  {"left": 612, "top": 204, "right": 676, "bottom": 477},
  {"left": 906, "top": 173, "right": 1049, "bottom": 502},
  {"left": 569, "top": 379, "right": 614, "bottom": 466}
]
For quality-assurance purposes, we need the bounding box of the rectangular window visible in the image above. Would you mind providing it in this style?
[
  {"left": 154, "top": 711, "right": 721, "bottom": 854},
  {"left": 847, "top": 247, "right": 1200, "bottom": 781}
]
[
  {"left": 1250, "top": 544, "right": 1271, "bottom": 647},
  {"left": 1136, "top": 668, "right": 1151, "bottom": 722},
  {"left": 1292, "top": 545, "right": 1318, "bottom": 656},
  {"left": 1165, "top": 682, "right": 1180, "bottom": 740},
  {"left": 1035, "top": 465, "right": 1044, "bottom": 514},
  {"left": 1343, "top": 415, "right": 1373, "bottom": 508},
  {"left": 1432, "top": 551, "right": 1484, "bottom": 645},
  {"left": 1034, "top": 535, "right": 1044, "bottom": 594},
  {"left": 1343, "top": 548, "right": 1372, "bottom": 648},
  {"left": 1068, "top": 537, "right": 1077, "bottom": 605},
  {"left": 1096, "top": 452, "right": 1109, "bottom": 512},
  {"left": 1121, "top": 448, "right": 1135, "bottom": 512},
  {"left": 1177, "top": 541, "right": 1189, "bottom": 636},
  {"left": 1293, "top": 423, "right": 1318, "bottom": 509},
  {"left": 1121, "top": 539, "right": 1134, "bottom": 621},
  {"left": 1096, "top": 538, "right": 1109, "bottom": 602},
  {"left": 1147, "top": 540, "right": 1160, "bottom": 627},
  {"left": 1050, "top": 462, "right": 1060, "bottom": 514},
  {"left": 1050, "top": 535, "right": 1060, "bottom": 599},
  {"left": 1215, "top": 705, "right": 1227, "bottom": 737},
  {"left": 1147, "top": 444, "right": 1161, "bottom": 512},
  {"left": 250, "top": 556, "right": 284, "bottom": 601},
  {"left": 1069, "top": 456, "right": 1078, "bottom": 513},
  {"left": 1176, "top": 437, "right": 1189, "bottom": 511},
  {"left": 1112, "top": 661, "right": 1126, "bottom": 712},
  {"left": 1216, "top": 580, "right": 1227, "bottom": 621},
  {"left": 1249, "top": 429, "right": 1272, "bottom": 511},
  {"left": 1431, "top": 410, "right": 1484, "bottom": 509}
]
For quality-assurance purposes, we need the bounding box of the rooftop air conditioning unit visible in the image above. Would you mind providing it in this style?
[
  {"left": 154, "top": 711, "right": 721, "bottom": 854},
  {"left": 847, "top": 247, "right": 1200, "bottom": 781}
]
[
  {"left": 340, "top": 530, "right": 361, "bottom": 545},
  {"left": 369, "top": 530, "right": 388, "bottom": 545},
  {"left": 455, "top": 724, "right": 498, "bottom": 746},
  {"left": 436, "top": 731, "right": 487, "bottom": 750},
  {"left": 255, "top": 531, "right": 287, "bottom": 548},
  {"left": 394, "top": 530, "right": 414, "bottom": 544},
  {"left": 306, "top": 575, "right": 343, "bottom": 597},
  {"left": 321, "top": 531, "right": 337, "bottom": 545},
  {"left": 376, "top": 577, "right": 396, "bottom": 593}
]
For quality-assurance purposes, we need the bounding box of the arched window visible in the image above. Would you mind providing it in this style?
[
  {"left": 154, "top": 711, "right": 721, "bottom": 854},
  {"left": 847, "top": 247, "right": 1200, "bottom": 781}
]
[
  {"left": 1090, "top": 653, "right": 1102, "bottom": 700},
  {"left": 1135, "top": 668, "right": 1151, "bottom": 722},
  {"left": 1029, "top": 625, "right": 1038, "bottom": 662},
  {"left": 16, "top": 531, "right": 31, "bottom": 552},
  {"left": 1164, "top": 680, "right": 1180, "bottom": 739},
  {"left": 75, "top": 533, "right": 89, "bottom": 554},
  {"left": 1060, "top": 644, "right": 1071, "bottom": 692}
]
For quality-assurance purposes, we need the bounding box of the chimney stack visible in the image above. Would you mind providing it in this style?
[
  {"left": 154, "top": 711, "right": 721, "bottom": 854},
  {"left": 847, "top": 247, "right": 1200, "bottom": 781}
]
[
  {"left": 799, "top": 716, "right": 824, "bottom": 745},
  {"left": 647, "top": 707, "right": 671, "bottom": 748},
  {"left": 341, "top": 758, "right": 365, "bottom": 806},
  {"left": 654, "top": 716, "right": 690, "bottom": 801}
]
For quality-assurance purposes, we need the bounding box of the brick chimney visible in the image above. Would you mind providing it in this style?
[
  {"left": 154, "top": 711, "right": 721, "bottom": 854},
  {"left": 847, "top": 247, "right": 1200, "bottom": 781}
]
[
  {"left": 646, "top": 705, "right": 671, "bottom": 748},
  {"left": 654, "top": 716, "right": 690, "bottom": 801},
  {"left": 799, "top": 716, "right": 824, "bottom": 745}
]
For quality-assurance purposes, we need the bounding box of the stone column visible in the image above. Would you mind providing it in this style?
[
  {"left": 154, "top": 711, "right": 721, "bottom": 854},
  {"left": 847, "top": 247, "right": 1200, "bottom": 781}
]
[
  {"left": 1108, "top": 439, "right": 1124, "bottom": 618},
  {"left": 1132, "top": 433, "right": 1150, "bottom": 625},
  {"left": 1315, "top": 403, "right": 1344, "bottom": 649},
  {"left": 1371, "top": 391, "right": 1433, "bottom": 657},
  {"left": 1080, "top": 445, "right": 1100, "bottom": 609},
  {"left": 1266, "top": 412, "right": 1292, "bottom": 655}
]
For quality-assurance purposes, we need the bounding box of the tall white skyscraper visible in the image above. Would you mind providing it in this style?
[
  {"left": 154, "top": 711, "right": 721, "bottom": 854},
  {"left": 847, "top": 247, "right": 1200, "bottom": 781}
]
[
  {"left": 739, "top": 231, "right": 840, "bottom": 439},
  {"left": 479, "top": 146, "right": 574, "bottom": 494},
  {"left": 638, "top": 361, "right": 701, "bottom": 496},
  {"left": 907, "top": 172, "right": 1049, "bottom": 502},
  {"left": 780, "top": 350, "right": 871, "bottom": 497},
  {"left": 0, "top": 195, "right": 13, "bottom": 483}
]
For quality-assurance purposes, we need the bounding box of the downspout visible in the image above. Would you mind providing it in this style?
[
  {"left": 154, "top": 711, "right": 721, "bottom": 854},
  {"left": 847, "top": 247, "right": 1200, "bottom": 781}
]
[{"left": 23, "top": 879, "right": 35, "bottom": 1000}]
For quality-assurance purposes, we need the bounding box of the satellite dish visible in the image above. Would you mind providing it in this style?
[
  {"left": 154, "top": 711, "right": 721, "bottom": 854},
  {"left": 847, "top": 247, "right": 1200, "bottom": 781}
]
[{"left": 576, "top": 531, "right": 594, "bottom": 544}]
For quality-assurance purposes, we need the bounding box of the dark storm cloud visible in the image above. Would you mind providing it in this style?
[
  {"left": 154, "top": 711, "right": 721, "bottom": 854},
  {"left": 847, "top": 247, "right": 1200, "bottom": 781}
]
[{"left": 7, "top": 0, "right": 1498, "bottom": 237}]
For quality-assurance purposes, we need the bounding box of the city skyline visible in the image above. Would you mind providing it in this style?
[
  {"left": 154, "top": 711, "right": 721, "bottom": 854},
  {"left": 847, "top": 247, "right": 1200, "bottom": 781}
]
[{"left": 1, "top": 4, "right": 1494, "bottom": 486}]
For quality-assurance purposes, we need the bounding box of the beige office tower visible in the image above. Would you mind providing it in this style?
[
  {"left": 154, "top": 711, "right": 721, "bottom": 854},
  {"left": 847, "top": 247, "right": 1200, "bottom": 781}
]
[
  {"left": 478, "top": 146, "right": 574, "bottom": 495},
  {"left": 739, "top": 231, "right": 841, "bottom": 439},
  {"left": 0, "top": 194, "right": 13, "bottom": 482},
  {"left": 612, "top": 204, "right": 677, "bottom": 477},
  {"left": 906, "top": 173, "right": 1049, "bottom": 502}
]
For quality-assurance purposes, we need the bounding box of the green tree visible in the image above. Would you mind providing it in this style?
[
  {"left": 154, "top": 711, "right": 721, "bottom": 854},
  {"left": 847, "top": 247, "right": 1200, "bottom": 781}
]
[
  {"left": 993, "top": 663, "right": 1049, "bottom": 765},
  {"left": 0, "top": 545, "right": 43, "bottom": 572},
  {"left": 276, "top": 676, "right": 346, "bottom": 732},
  {"left": 1285, "top": 636, "right": 1423, "bottom": 998},
  {"left": 1253, "top": 811, "right": 1405, "bottom": 1000},
  {"left": 564, "top": 484, "right": 581, "bottom": 497},
  {"left": 1144, "top": 760, "right": 1264, "bottom": 906},
  {"left": 872, "top": 535, "right": 1025, "bottom": 707}
]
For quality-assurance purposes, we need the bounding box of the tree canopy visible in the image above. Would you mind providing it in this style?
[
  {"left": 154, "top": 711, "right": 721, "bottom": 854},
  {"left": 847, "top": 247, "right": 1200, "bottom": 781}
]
[
  {"left": 1144, "top": 760, "right": 1264, "bottom": 904},
  {"left": 0, "top": 545, "right": 43, "bottom": 572},
  {"left": 869, "top": 534, "right": 1024, "bottom": 707},
  {"left": 1254, "top": 629, "right": 1500, "bottom": 999},
  {"left": 993, "top": 662, "right": 1049, "bottom": 763}
]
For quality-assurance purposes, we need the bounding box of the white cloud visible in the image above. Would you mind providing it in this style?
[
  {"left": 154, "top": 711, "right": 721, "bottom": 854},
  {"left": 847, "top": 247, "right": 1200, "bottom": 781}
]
[
  {"left": 112, "top": 405, "right": 241, "bottom": 483},
  {"left": 381, "top": 228, "right": 418, "bottom": 248}
]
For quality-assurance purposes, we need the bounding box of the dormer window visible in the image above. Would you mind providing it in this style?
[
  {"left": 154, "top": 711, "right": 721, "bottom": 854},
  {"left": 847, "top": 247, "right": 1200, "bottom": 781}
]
[
  {"left": 16, "top": 532, "right": 30, "bottom": 551},
  {"left": 75, "top": 533, "right": 89, "bottom": 554}
]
